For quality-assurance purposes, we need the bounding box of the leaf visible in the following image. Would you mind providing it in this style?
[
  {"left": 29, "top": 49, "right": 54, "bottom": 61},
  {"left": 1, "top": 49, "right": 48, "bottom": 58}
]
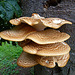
[
  {"left": 0, "top": 0, "right": 22, "bottom": 21},
  {"left": 0, "top": 4, "right": 6, "bottom": 19},
  {"left": 7, "top": 0, "right": 22, "bottom": 17}
]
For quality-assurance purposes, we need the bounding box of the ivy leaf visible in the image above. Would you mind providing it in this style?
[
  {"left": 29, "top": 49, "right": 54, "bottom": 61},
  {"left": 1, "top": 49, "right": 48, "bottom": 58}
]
[
  {"left": 0, "top": 5, "right": 6, "bottom": 19},
  {"left": 7, "top": 0, "right": 22, "bottom": 17},
  {"left": 0, "top": 0, "right": 22, "bottom": 21}
]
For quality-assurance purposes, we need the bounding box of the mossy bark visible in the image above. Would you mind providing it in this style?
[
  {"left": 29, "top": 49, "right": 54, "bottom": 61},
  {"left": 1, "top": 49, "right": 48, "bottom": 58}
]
[{"left": 21, "top": 0, "right": 75, "bottom": 75}]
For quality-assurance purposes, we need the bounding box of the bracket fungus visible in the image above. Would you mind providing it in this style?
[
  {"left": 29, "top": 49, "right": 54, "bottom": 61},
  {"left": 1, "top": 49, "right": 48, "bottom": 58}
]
[
  {"left": 0, "top": 24, "right": 36, "bottom": 41},
  {"left": 17, "top": 51, "right": 38, "bottom": 68},
  {"left": 35, "top": 53, "right": 70, "bottom": 68},
  {"left": 23, "top": 41, "right": 70, "bottom": 56},
  {"left": 27, "top": 29, "right": 70, "bottom": 44},
  {"left": 0, "top": 13, "right": 72, "bottom": 68},
  {"left": 10, "top": 13, "right": 72, "bottom": 31}
]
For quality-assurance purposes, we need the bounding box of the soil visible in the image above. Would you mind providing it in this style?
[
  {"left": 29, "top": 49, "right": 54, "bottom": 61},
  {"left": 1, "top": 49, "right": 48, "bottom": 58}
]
[{"left": 15, "top": 66, "right": 32, "bottom": 75}]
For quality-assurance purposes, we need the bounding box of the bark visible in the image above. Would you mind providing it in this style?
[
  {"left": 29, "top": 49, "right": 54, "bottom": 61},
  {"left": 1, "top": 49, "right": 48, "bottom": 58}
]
[{"left": 21, "top": 0, "right": 75, "bottom": 75}]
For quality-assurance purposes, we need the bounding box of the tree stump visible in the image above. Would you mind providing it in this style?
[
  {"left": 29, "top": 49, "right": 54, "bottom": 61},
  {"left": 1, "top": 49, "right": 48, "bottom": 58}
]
[{"left": 21, "top": 0, "right": 75, "bottom": 75}]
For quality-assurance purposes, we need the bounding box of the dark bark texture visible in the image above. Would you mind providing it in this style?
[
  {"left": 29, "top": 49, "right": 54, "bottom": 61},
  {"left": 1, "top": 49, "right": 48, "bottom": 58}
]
[{"left": 21, "top": 0, "right": 75, "bottom": 75}]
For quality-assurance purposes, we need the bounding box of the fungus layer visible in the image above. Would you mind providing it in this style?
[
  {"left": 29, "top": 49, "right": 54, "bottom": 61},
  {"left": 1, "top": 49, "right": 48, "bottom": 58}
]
[
  {"left": 9, "top": 13, "right": 72, "bottom": 31},
  {"left": 23, "top": 41, "right": 70, "bottom": 56},
  {"left": 0, "top": 24, "right": 36, "bottom": 41},
  {"left": 17, "top": 51, "right": 38, "bottom": 68},
  {"left": 27, "top": 29, "right": 70, "bottom": 44},
  {"left": 35, "top": 53, "right": 70, "bottom": 68}
]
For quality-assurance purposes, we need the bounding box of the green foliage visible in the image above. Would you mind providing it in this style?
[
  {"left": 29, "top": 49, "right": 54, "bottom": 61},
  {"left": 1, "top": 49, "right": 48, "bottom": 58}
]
[
  {"left": 0, "top": 41, "right": 23, "bottom": 74},
  {"left": 0, "top": 0, "right": 22, "bottom": 21},
  {"left": 0, "top": 0, "right": 22, "bottom": 74},
  {"left": 30, "top": 67, "right": 34, "bottom": 75},
  {"left": 0, "top": 0, "right": 22, "bottom": 43}
]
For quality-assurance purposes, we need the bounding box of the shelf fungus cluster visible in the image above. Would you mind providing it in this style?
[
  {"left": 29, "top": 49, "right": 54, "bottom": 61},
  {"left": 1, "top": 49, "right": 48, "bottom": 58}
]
[{"left": 0, "top": 13, "right": 72, "bottom": 68}]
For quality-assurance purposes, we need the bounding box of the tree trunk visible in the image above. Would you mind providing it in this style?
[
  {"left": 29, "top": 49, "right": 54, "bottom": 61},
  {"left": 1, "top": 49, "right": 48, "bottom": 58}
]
[{"left": 21, "top": 0, "right": 75, "bottom": 75}]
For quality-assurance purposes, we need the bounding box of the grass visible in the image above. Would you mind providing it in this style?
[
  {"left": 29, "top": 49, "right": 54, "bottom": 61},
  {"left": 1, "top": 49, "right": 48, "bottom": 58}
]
[{"left": 0, "top": 41, "right": 23, "bottom": 75}]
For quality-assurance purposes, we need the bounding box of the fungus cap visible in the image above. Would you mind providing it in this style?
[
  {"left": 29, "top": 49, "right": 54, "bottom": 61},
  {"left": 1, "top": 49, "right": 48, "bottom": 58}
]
[
  {"left": 35, "top": 53, "right": 70, "bottom": 68},
  {"left": 23, "top": 41, "right": 70, "bottom": 56},
  {"left": 17, "top": 51, "right": 38, "bottom": 68},
  {"left": 9, "top": 17, "right": 40, "bottom": 26},
  {"left": 27, "top": 29, "right": 70, "bottom": 44},
  {"left": 40, "top": 18, "right": 72, "bottom": 29},
  {"left": 0, "top": 24, "right": 36, "bottom": 41},
  {"left": 9, "top": 13, "right": 72, "bottom": 30}
]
